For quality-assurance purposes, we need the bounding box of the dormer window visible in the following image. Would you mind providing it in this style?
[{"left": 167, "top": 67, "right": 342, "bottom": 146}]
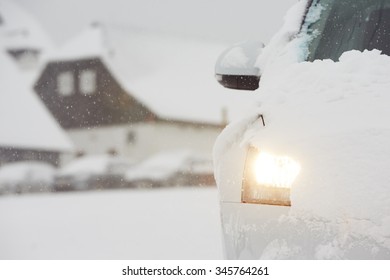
[
  {"left": 57, "top": 71, "right": 74, "bottom": 96},
  {"left": 80, "top": 69, "right": 97, "bottom": 95}
]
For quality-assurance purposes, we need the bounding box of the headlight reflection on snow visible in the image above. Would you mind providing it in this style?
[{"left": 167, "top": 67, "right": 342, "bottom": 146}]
[{"left": 242, "top": 146, "right": 301, "bottom": 206}]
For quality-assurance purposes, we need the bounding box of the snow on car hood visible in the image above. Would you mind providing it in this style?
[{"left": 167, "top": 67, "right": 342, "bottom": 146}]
[
  {"left": 125, "top": 150, "right": 198, "bottom": 181},
  {"left": 57, "top": 155, "right": 134, "bottom": 177},
  {"left": 0, "top": 161, "right": 56, "bottom": 184},
  {"left": 247, "top": 49, "right": 390, "bottom": 221}
]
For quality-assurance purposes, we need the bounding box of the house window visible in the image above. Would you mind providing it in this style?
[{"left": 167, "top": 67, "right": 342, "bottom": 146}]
[
  {"left": 57, "top": 71, "right": 74, "bottom": 96},
  {"left": 80, "top": 69, "right": 97, "bottom": 95}
]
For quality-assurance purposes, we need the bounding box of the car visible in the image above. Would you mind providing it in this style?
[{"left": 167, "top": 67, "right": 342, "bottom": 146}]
[
  {"left": 214, "top": 0, "right": 390, "bottom": 259},
  {"left": 124, "top": 150, "right": 215, "bottom": 188},
  {"left": 0, "top": 161, "right": 56, "bottom": 195},
  {"left": 54, "top": 154, "right": 135, "bottom": 191}
]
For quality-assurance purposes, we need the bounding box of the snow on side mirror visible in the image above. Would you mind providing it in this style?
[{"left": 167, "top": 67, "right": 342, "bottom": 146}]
[{"left": 215, "top": 41, "right": 264, "bottom": 91}]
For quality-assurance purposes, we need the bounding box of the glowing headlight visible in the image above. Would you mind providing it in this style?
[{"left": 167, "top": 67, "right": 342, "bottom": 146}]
[{"left": 242, "top": 146, "right": 301, "bottom": 206}]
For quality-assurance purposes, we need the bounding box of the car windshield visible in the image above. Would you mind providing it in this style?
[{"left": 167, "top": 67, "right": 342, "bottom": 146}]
[{"left": 306, "top": 0, "right": 390, "bottom": 61}]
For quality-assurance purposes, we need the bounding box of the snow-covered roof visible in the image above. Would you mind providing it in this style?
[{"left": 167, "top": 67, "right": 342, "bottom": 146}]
[
  {"left": 0, "top": 51, "right": 73, "bottom": 152},
  {"left": 45, "top": 24, "right": 258, "bottom": 125},
  {"left": 0, "top": 0, "right": 53, "bottom": 52}
]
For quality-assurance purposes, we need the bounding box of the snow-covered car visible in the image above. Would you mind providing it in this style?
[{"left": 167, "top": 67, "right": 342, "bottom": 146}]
[
  {"left": 125, "top": 150, "right": 215, "bottom": 188},
  {"left": 54, "top": 154, "right": 135, "bottom": 191},
  {"left": 0, "top": 161, "right": 56, "bottom": 194},
  {"left": 214, "top": 0, "right": 390, "bottom": 259}
]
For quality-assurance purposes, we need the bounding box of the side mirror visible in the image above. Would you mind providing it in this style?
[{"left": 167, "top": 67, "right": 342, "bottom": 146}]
[{"left": 215, "top": 41, "right": 264, "bottom": 91}]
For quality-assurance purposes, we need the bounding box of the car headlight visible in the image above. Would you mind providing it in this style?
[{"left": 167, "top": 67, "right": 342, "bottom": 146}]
[{"left": 242, "top": 146, "right": 301, "bottom": 206}]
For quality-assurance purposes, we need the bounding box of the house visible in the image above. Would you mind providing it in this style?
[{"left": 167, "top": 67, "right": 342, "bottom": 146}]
[
  {"left": 33, "top": 23, "right": 257, "bottom": 164},
  {"left": 34, "top": 57, "right": 156, "bottom": 129},
  {"left": 0, "top": 0, "right": 72, "bottom": 167}
]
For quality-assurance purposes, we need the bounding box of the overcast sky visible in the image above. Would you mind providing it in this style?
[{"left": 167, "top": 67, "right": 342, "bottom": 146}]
[{"left": 14, "top": 0, "right": 297, "bottom": 46}]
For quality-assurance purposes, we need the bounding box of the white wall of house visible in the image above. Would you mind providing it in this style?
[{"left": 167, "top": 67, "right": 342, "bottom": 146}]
[{"left": 61, "top": 122, "right": 222, "bottom": 164}]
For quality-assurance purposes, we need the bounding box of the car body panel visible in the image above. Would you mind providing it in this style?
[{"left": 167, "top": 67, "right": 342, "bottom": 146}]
[{"left": 215, "top": 0, "right": 390, "bottom": 259}]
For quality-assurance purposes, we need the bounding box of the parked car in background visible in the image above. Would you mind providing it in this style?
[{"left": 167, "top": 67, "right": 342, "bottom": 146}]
[
  {"left": 54, "top": 154, "right": 135, "bottom": 191},
  {"left": 125, "top": 150, "right": 215, "bottom": 188},
  {"left": 214, "top": 0, "right": 390, "bottom": 259},
  {"left": 0, "top": 161, "right": 56, "bottom": 195}
]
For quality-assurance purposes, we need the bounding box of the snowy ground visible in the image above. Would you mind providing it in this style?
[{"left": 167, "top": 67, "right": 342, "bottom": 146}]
[{"left": 0, "top": 187, "right": 223, "bottom": 259}]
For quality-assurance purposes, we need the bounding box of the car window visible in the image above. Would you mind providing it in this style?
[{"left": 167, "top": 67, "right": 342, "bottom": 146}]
[{"left": 305, "top": 0, "right": 390, "bottom": 61}]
